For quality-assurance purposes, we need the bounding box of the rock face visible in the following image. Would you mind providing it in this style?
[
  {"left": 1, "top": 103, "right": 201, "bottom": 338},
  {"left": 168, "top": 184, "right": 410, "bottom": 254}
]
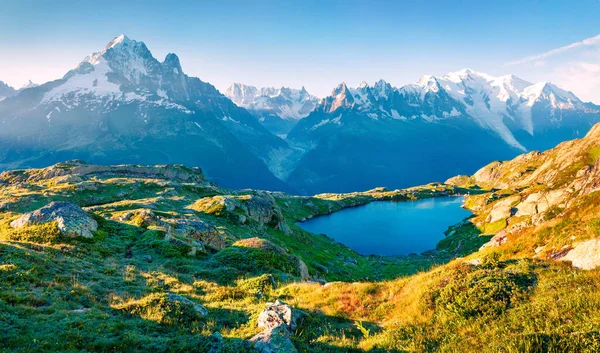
[
  {"left": 10, "top": 202, "right": 98, "bottom": 238},
  {"left": 250, "top": 300, "right": 304, "bottom": 353}
]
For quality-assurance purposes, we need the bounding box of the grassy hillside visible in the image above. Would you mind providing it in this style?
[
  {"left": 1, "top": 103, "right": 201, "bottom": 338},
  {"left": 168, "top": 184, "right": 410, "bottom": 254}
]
[{"left": 2, "top": 123, "right": 600, "bottom": 352}]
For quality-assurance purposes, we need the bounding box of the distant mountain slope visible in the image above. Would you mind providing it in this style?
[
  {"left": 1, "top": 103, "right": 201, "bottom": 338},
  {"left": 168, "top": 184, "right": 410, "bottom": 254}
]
[
  {"left": 225, "top": 83, "right": 318, "bottom": 136},
  {"left": 0, "top": 35, "right": 292, "bottom": 191},
  {"left": 286, "top": 71, "right": 600, "bottom": 194},
  {"left": 0, "top": 81, "right": 16, "bottom": 102}
]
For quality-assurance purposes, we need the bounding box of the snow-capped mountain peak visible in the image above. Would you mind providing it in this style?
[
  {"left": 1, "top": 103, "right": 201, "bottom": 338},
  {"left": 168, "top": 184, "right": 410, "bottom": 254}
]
[
  {"left": 0, "top": 80, "right": 16, "bottom": 102},
  {"left": 225, "top": 83, "right": 319, "bottom": 121},
  {"left": 40, "top": 34, "right": 196, "bottom": 108},
  {"left": 107, "top": 34, "right": 131, "bottom": 49},
  {"left": 0, "top": 34, "right": 292, "bottom": 190},
  {"left": 326, "top": 82, "right": 354, "bottom": 112},
  {"left": 301, "top": 70, "right": 600, "bottom": 152},
  {"left": 20, "top": 80, "right": 39, "bottom": 90}
]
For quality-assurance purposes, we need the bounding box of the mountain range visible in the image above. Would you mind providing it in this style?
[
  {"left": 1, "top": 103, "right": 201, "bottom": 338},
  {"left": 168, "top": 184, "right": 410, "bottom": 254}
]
[
  {"left": 285, "top": 70, "right": 600, "bottom": 193},
  {"left": 0, "top": 80, "right": 38, "bottom": 102},
  {"left": 224, "top": 83, "right": 318, "bottom": 136},
  {"left": 0, "top": 35, "right": 291, "bottom": 191},
  {"left": 1, "top": 35, "right": 599, "bottom": 194}
]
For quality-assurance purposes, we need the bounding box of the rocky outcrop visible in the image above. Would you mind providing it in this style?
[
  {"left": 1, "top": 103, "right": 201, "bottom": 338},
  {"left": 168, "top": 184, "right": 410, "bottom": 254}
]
[
  {"left": 250, "top": 325, "right": 297, "bottom": 353},
  {"left": 130, "top": 209, "right": 160, "bottom": 227},
  {"left": 250, "top": 300, "right": 305, "bottom": 353},
  {"left": 514, "top": 189, "right": 570, "bottom": 218},
  {"left": 480, "top": 229, "right": 508, "bottom": 250},
  {"left": 487, "top": 195, "right": 520, "bottom": 223},
  {"left": 561, "top": 239, "right": 600, "bottom": 270},
  {"left": 473, "top": 161, "right": 506, "bottom": 187},
  {"left": 10, "top": 202, "right": 98, "bottom": 238},
  {"left": 514, "top": 193, "right": 546, "bottom": 217},
  {"left": 192, "top": 191, "right": 291, "bottom": 234},
  {"left": 0, "top": 160, "right": 205, "bottom": 184},
  {"left": 162, "top": 219, "right": 226, "bottom": 250}
]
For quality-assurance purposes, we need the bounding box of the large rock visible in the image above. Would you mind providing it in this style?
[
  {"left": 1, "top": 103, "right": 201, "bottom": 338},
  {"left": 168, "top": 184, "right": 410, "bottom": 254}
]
[
  {"left": 487, "top": 195, "right": 520, "bottom": 223},
  {"left": 473, "top": 161, "right": 507, "bottom": 188},
  {"left": 192, "top": 192, "right": 291, "bottom": 234},
  {"left": 480, "top": 229, "right": 509, "bottom": 250},
  {"left": 10, "top": 202, "right": 98, "bottom": 238},
  {"left": 250, "top": 300, "right": 304, "bottom": 353},
  {"left": 165, "top": 219, "right": 226, "bottom": 251},
  {"left": 561, "top": 239, "right": 600, "bottom": 270},
  {"left": 256, "top": 300, "right": 304, "bottom": 331},
  {"left": 515, "top": 193, "right": 547, "bottom": 217},
  {"left": 250, "top": 325, "right": 298, "bottom": 353}
]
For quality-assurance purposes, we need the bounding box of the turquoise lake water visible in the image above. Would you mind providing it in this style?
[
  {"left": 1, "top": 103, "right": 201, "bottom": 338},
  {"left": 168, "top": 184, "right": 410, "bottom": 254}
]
[{"left": 297, "top": 196, "right": 472, "bottom": 256}]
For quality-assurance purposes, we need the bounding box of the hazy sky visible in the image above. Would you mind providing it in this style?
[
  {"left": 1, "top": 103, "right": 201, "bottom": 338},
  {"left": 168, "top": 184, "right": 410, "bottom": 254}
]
[{"left": 1, "top": 0, "right": 599, "bottom": 102}]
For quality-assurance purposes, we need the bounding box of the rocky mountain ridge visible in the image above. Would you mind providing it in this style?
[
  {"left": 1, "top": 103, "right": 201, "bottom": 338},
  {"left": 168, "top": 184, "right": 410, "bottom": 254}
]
[
  {"left": 0, "top": 35, "right": 292, "bottom": 191},
  {"left": 285, "top": 70, "right": 600, "bottom": 194},
  {"left": 224, "top": 83, "right": 319, "bottom": 135}
]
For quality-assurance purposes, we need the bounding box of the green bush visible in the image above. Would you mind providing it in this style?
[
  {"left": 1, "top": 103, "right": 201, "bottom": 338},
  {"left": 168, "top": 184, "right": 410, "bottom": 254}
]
[
  {"left": 4, "top": 222, "right": 62, "bottom": 244},
  {"left": 212, "top": 246, "right": 300, "bottom": 276},
  {"left": 429, "top": 258, "right": 536, "bottom": 319},
  {"left": 122, "top": 293, "right": 203, "bottom": 325},
  {"left": 237, "top": 274, "right": 275, "bottom": 293}
]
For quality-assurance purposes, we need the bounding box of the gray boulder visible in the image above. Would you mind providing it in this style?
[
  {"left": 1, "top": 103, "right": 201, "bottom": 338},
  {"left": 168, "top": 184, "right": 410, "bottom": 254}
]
[
  {"left": 165, "top": 219, "right": 226, "bottom": 250},
  {"left": 10, "top": 201, "right": 98, "bottom": 238},
  {"left": 250, "top": 300, "right": 304, "bottom": 353},
  {"left": 193, "top": 191, "right": 291, "bottom": 234},
  {"left": 257, "top": 300, "right": 303, "bottom": 331},
  {"left": 250, "top": 325, "right": 298, "bottom": 353}
]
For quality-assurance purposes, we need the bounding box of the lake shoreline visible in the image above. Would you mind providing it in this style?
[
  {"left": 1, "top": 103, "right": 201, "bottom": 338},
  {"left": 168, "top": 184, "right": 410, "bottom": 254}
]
[{"left": 297, "top": 196, "right": 473, "bottom": 257}]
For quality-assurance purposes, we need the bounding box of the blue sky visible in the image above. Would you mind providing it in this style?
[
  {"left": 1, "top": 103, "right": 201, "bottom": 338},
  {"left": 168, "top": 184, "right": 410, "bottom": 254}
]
[{"left": 1, "top": 0, "right": 599, "bottom": 101}]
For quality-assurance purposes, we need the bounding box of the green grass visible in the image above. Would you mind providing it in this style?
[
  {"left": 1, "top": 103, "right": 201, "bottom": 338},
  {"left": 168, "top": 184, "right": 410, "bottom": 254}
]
[{"left": 2, "top": 160, "right": 600, "bottom": 352}]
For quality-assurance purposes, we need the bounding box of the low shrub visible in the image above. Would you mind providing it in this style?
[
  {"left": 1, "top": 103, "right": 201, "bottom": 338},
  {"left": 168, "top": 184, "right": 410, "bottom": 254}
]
[
  {"left": 212, "top": 246, "right": 300, "bottom": 276},
  {"left": 426, "top": 257, "right": 536, "bottom": 319},
  {"left": 118, "top": 293, "right": 203, "bottom": 325},
  {"left": 3, "top": 222, "right": 62, "bottom": 244}
]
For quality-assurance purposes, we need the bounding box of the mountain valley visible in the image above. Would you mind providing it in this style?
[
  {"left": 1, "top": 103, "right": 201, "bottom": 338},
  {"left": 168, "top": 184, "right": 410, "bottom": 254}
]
[
  {"left": 2, "top": 122, "right": 600, "bottom": 351},
  {"left": 2, "top": 35, "right": 599, "bottom": 196}
]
